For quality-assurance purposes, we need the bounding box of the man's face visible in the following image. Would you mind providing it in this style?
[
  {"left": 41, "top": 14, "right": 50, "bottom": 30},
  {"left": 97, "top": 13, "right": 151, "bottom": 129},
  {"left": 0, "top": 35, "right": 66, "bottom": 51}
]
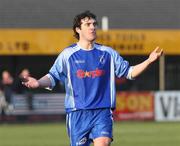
[{"left": 77, "top": 17, "right": 97, "bottom": 42}]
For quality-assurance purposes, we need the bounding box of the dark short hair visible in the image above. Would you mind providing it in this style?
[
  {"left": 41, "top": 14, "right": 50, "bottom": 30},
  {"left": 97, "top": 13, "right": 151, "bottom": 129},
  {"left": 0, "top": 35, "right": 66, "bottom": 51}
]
[{"left": 73, "top": 10, "right": 97, "bottom": 40}]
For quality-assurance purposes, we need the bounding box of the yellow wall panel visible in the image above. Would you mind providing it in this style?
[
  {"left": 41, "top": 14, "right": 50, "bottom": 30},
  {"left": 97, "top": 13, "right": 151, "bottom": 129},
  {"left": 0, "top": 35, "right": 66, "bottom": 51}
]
[
  {"left": 0, "top": 29, "right": 179, "bottom": 55},
  {"left": 0, "top": 29, "right": 75, "bottom": 55},
  {"left": 97, "top": 29, "right": 180, "bottom": 55}
]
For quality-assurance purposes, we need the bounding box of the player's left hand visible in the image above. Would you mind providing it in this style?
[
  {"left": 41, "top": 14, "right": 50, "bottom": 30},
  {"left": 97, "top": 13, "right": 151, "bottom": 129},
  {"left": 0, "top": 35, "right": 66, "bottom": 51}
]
[{"left": 147, "top": 46, "right": 163, "bottom": 63}]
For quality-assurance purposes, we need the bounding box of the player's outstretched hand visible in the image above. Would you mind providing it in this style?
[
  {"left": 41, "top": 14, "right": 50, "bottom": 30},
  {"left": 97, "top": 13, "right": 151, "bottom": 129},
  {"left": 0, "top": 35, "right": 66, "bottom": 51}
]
[
  {"left": 22, "top": 76, "right": 39, "bottom": 89},
  {"left": 147, "top": 46, "right": 163, "bottom": 64}
]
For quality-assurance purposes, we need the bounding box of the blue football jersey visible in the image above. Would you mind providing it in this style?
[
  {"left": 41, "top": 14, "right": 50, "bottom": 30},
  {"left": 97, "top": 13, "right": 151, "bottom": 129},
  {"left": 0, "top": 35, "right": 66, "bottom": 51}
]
[{"left": 47, "top": 43, "right": 133, "bottom": 112}]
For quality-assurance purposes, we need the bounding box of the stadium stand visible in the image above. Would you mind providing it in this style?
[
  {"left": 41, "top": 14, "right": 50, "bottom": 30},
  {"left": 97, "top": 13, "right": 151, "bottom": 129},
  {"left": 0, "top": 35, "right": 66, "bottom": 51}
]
[
  {"left": 11, "top": 94, "right": 65, "bottom": 115},
  {"left": 0, "top": 0, "right": 179, "bottom": 28}
]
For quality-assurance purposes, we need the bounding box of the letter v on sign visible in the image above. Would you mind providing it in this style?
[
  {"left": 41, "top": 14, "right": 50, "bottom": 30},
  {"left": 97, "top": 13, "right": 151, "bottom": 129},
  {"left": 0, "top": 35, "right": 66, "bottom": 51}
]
[{"left": 160, "top": 96, "right": 172, "bottom": 117}]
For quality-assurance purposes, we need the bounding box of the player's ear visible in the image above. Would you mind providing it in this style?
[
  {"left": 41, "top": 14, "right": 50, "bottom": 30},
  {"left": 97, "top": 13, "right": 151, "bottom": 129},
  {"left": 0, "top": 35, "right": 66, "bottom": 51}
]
[{"left": 76, "top": 27, "right": 81, "bottom": 34}]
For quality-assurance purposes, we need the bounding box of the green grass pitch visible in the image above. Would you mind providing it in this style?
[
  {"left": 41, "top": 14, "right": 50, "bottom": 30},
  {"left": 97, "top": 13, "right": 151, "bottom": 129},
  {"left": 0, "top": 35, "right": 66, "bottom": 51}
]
[{"left": 0, "top": 121, "right": 180, "bottom": 146}]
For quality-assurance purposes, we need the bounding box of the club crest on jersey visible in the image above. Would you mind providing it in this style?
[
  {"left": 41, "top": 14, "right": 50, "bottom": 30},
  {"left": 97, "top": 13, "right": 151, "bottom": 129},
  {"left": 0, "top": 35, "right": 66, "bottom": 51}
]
[
  {"left": 76, "top": 68, "right": 105, "bottom": 78},
  {"left": 99, "top": 55, "right": 106, "bottom": 64}
]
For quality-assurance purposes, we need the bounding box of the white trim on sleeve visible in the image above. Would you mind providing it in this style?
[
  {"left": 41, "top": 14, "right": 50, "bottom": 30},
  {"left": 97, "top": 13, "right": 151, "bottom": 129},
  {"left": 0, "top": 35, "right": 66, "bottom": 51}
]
[{"left": 127, "top": 66, "right": 135, "bottom": 80}]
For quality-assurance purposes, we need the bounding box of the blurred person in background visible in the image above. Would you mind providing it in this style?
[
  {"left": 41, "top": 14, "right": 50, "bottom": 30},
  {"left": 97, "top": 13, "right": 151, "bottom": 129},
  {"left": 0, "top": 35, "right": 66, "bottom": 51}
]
[
  {"left": 15, "top": 68, "right": 33, "bottom": 110},
  {"left": 0, "top": 85, "right": 7, "bottom": 117},
  {"left": 0, "top": 70, "right": 14, "bottom": 114},
  {"left": 22, "top": 11, "right": 163, "bottom": 146}
]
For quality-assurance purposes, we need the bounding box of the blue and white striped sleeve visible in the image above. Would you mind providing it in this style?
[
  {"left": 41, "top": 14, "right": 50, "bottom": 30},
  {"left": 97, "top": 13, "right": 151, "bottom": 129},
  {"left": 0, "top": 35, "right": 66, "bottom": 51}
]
[
  {"left": 47, "top": 52, "right": 67, "bottom": 89},
  {"left": 113, "top": 50, "right": 134, "bottom": 80}
]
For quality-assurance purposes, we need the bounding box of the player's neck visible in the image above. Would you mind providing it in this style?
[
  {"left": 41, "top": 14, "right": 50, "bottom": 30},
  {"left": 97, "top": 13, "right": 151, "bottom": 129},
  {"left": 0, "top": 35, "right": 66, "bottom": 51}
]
[{"left": 77, "top": 40, "right": 95, "bottom": 50}]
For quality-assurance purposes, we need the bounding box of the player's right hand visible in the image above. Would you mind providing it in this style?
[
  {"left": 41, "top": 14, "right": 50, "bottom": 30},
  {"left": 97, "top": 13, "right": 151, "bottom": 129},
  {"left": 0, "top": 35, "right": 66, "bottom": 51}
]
[{"left": 22, "top": 76, "right": 40, "bottom": 89}]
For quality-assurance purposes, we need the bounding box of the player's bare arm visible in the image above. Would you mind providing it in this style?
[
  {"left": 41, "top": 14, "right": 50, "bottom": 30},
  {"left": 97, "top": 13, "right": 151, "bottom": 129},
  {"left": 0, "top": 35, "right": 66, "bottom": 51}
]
[
  {"left": 22, "top": 75, "right": 51, "bottom": 89},
  {"left": 131, "top": 46, "right": 163, "bottom": 79}
]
